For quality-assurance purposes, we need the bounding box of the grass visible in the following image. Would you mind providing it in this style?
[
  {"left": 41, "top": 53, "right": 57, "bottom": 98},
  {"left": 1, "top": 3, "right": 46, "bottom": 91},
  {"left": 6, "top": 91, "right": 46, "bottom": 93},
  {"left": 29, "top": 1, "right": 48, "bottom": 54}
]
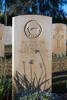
[
  {"left": 0, "top": 88, "right": 3, "bottom": 100},
  {"left": 18, "top": 94, "right": 49, "bottom": 100},
  {"left": 0, "top": 45, "right": 12, "bottom": 100}
]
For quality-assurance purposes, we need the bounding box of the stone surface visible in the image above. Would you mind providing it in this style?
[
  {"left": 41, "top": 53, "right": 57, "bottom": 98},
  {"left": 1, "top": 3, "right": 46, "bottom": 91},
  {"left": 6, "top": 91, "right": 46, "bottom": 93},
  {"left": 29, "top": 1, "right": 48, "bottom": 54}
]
[
  {"left": 53, "top": 24, "right": 66, "bottom": 55},
  {"left": 4, "top": 26, "right": 12, "bottom": 45},
  {"left": 0, "top": 24, "right": 4, "bottom": 57},
  {"left": 12, "top": 15, "right": 52, "bottom": 98}
]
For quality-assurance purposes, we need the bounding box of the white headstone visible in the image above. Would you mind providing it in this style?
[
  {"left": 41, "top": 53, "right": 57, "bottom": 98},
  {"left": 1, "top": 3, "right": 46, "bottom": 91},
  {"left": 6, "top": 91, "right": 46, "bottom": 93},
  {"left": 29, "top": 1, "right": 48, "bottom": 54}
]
[
  {"left": 0, "top": 24, "right": 4, "bottom": 57},
  {"left": 53, "top": 24, "right": 66, "bottom": 55},
  {"left": 12, "top": 15, "right": 52, "bottom": 98},
  {"left": 4, "top": 26, "right": 12, "bottom": 45}
]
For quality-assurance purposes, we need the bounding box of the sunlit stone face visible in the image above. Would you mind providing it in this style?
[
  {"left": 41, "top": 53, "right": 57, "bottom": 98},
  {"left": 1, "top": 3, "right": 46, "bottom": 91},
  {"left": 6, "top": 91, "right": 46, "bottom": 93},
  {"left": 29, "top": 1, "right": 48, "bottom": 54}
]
[
  {"left": 0, "top": 24, "right": 4, "bottom": 57},
  {"left": 24, "top": 20, "right": 42, "bottom": 39},
  {"left": 4, "top": 26, "right": 12, "bottom": 45},
  {"left": 53, "top": 24, "right": 66, "bottom": 55},
  {"left": 0, "top": 25, "right": 3, "bottom": 40},
  {"left": 12, "top": 15, "right": 52, "bottom": 99}
]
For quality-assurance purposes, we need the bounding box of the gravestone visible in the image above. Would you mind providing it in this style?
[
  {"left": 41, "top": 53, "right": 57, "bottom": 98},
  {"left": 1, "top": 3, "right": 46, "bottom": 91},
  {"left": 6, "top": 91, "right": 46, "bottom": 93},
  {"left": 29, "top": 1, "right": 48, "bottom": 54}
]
[
  {"left": 53, "top": 24, "right": 66, "bottom": 55},
  {"left": 4, "top": 26, "right": 12, "bottom": 45},
  {"left": 12, "top": 15, "right": 52, "bottom": 98},
  {"left": 0, "top": 24, "right": 4, "bottom": 57}
]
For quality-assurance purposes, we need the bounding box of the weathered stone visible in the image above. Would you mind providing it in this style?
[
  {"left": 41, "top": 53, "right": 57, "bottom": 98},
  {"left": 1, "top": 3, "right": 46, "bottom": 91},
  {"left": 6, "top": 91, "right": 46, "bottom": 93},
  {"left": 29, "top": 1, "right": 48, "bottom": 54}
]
[
  {"left": 12, "top": 15, "right": 52, "bottom": 98},
  {"left": 4, "top": 26, "right": 12, "bottom": 45},
  {"left": 0, "top": 24, "right": 4, "bottom": 57},
  {"left": 53, "top": 24, "right": 66, "bottom": 55}
]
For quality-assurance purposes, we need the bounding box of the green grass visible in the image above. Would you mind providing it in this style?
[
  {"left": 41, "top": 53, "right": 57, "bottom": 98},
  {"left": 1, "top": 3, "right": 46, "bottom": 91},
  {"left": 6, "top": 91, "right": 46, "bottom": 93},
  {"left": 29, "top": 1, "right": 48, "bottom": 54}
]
[
  {"left": 18, "top": 94, "right": 49, "bottom": 100},
  {"left": 0, "top": 88, "right": 3, "bottom": 100},
  {"left": 0, "top": 88, "right": 3, "bottom": 94},
  {"left": 0, "top": 45, "right": 12, "bottom": 100},
  {"left": 0, "top": 78, "right": 12, "bottom": 100}
]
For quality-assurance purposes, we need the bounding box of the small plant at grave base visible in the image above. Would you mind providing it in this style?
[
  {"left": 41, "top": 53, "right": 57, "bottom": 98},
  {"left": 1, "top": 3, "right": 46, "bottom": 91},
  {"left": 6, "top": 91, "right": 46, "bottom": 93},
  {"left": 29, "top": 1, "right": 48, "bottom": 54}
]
[
  {"left": 14, "top": 70, "right": 50, "bottom": 100},
  {"left": 2, "top": 76, "right": 12, "bottom": 100},
  {"left": 14, "top": 71, "right": 63, "bottom": 100},
  {"left": 18, "top": 93, "right": 49, "bottom": 100},
  {"left": 18, "top": 92, "right": 63, "bottom": 100}
]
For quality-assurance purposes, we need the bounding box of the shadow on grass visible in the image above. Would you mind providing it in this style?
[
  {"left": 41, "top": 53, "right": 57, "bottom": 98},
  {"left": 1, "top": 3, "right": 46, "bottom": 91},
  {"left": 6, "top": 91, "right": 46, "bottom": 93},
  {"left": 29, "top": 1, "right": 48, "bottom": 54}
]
[{"left": 52, "top": 71, "right": 67, "bottom": 93}]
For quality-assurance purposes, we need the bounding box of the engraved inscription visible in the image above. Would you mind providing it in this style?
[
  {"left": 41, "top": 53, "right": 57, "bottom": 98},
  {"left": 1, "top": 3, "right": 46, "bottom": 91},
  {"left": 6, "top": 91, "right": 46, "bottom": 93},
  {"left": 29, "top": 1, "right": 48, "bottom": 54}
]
[{"left": 19, "top": 41, "right": 48, "bottom": 56}]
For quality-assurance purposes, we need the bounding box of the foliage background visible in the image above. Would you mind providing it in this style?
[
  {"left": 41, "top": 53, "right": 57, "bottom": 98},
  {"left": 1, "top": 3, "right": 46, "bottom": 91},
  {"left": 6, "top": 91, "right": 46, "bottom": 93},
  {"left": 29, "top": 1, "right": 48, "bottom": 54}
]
[{"left": 0, "top": 0, "right": 67, "bottom": 25}]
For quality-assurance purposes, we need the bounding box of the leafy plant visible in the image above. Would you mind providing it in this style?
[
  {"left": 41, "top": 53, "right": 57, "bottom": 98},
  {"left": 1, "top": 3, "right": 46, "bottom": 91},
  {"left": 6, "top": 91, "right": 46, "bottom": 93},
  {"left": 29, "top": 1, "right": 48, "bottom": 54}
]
[
  {"left": 0, "top": 75, "right": 12, "bottom": 100},
  {"left": 14, "top": 71, "right": 50, "bottom": 100},
  {"left": 18, "top": 93, "right": 49, "bottom": 100},
  {"left": 2, "top": 78, "right": 12, "bottom": 100}
]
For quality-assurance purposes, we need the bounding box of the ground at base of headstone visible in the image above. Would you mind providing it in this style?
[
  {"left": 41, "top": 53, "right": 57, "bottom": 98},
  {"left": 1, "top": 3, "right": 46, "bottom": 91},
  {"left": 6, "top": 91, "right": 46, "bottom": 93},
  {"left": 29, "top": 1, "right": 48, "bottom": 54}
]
[{"left": 15, "top": 91, "right": 63, "bottom": 100}]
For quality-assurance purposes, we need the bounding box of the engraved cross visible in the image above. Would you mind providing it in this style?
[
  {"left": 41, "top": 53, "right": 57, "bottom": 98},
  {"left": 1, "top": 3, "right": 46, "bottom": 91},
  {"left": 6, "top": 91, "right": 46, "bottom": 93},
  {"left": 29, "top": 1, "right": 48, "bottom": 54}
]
[{"left": 53, "top": 31, "right": 64, "bottom": 48}]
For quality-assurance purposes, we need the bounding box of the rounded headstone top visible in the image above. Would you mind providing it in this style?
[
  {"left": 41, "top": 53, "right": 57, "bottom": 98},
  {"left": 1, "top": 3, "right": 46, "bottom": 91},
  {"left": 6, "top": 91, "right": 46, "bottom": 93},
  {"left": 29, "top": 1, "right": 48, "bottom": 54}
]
[{"left": 13, "top": 15, "right": 52, "bottom": 21}]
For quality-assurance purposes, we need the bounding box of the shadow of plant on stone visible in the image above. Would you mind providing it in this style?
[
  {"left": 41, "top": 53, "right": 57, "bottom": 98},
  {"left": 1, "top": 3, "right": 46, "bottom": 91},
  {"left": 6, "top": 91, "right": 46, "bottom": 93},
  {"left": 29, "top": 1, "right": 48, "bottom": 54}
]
[{"left": 14, "top": 71, "right": 50, "bottom": 100}]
